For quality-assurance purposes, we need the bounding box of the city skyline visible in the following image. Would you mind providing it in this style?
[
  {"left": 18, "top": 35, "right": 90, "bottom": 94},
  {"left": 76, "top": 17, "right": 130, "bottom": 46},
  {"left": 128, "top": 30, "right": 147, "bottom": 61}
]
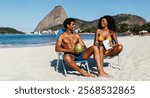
[{"left": 0, "top": 0, "right": 150, "bottom": 32}]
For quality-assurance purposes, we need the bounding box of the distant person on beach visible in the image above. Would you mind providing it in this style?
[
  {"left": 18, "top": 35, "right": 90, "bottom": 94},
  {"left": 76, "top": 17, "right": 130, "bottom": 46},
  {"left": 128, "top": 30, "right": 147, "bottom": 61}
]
[
  {"left": 55, "top": 18, "right": 109, "bottom": 77},
  {"left": 94, "top": 15, "right": 123, "bottom": 66}
]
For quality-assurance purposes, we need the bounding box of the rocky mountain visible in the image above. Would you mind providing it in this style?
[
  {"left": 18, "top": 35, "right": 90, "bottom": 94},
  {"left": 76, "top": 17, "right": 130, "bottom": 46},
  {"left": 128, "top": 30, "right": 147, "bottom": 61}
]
[
  {"left": 50, "top": 14, "right": 147, "bottom": 32},
  {"left": 34, "top": 5, "right": 67, "bottom": 32},
  {"left": 113, "top": 14, "right": 147, "bottom": 27},
  {"left": 85, "top": 14, "right": 147, "bottom": 31},
  {"left": 34, "top": 5, "right": 147, "bottom": 33}
]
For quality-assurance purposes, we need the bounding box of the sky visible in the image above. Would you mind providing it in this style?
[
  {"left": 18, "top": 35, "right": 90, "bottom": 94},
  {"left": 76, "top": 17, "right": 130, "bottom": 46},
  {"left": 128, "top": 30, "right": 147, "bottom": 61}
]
[{"left": 0, "top": 0, "right": 150, "bottom": 32}]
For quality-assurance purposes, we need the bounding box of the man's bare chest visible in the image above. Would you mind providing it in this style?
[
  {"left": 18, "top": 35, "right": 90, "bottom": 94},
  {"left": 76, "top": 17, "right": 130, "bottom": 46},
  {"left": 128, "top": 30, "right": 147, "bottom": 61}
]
[{"left": 62, "top": 35, "right": 79, "bottom": 45}]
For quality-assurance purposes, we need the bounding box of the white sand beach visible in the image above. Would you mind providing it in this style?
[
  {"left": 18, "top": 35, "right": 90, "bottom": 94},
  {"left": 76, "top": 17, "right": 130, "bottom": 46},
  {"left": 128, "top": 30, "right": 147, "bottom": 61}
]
[{"left": 0, "top": 36, "right": 150, "bottom": 81}]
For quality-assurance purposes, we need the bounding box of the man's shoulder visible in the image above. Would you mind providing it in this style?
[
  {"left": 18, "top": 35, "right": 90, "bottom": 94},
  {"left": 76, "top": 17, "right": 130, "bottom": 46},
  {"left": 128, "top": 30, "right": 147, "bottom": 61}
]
[
  {"left": 74, "top": 33, "right": 80, "bottom": 37},
  {"left": 57, "top": 32, "right": 66, "bottom": 40},
  {"left": 59, "top": 32, "right": 66, "bottom": 37}
]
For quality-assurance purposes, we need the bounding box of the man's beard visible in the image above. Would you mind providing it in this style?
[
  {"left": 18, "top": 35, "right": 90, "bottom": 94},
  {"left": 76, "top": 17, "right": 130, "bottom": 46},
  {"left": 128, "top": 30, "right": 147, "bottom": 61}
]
[{"left": 70, "top": 29, "right": 75, "bottom": 33}]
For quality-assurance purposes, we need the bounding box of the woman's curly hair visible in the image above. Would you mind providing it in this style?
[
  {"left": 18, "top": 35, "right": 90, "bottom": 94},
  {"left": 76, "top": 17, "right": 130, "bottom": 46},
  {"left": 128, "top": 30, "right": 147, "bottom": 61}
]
[{"left": 98, "top": 15, "right": 117, "bottom": 32}]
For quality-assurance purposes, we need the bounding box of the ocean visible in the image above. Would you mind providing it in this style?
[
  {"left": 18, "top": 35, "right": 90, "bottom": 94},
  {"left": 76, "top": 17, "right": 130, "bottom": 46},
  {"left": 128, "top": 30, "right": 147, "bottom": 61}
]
[{"left": 0, "top": 34, "right": 95, "bottom": 47}]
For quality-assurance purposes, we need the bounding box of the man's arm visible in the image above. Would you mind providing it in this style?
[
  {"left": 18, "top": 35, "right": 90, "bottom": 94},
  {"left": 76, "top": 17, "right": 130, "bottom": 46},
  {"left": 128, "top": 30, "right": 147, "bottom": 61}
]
[{"left": 55, "top": 34, "right": 65, "bottom": 52}]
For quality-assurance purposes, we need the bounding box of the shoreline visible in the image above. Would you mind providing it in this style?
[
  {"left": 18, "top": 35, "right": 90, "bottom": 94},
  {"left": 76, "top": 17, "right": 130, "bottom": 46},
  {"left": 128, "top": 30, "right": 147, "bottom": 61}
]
[{"left": 0, "top": 42, "right": 55, "bottom": 49}]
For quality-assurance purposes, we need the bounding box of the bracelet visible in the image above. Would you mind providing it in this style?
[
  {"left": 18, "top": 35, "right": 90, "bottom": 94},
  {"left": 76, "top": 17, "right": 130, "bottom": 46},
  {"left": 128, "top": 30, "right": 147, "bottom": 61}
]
[{"left": 94, "top": 42, "right": 99, "bottom": 46}]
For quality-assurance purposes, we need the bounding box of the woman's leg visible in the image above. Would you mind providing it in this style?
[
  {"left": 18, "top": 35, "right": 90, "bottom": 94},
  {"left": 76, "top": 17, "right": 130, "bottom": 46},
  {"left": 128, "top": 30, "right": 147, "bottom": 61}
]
[
  {"left": 82, "top": 45, "right": 109, "bottom": 77},
  {"left": 105, "top": 44, "right": 123, "bottom": 56},
  {"left": 98, "top": 46, "right": 110, "bottom": 77},
  {"left": 82, "top": 45, "right": 103, "bottom": 75}
]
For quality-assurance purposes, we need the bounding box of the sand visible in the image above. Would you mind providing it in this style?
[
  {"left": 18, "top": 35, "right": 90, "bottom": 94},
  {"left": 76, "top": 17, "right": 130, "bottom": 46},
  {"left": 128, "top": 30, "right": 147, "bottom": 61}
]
[{"left": 0, "top": 36, "right": 150, "bottom": 81}]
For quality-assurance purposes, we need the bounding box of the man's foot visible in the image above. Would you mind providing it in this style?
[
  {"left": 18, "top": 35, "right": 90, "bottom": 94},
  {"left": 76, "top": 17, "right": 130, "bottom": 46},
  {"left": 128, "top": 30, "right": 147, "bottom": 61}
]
[
  {"left": 86, "top": 74, "right": 95, "bottom": 77},
  {"left": 83, "top": 72, "right": 95, "bottom": 77},
  {"left": 98, "top": 72, "right": 112, "bottom": 78},
  {"left": 89, "top": 74, "right": 96, "bottom": 77},
  {"left": 80, "top": 69, "right": 95, "bottom": 77}
]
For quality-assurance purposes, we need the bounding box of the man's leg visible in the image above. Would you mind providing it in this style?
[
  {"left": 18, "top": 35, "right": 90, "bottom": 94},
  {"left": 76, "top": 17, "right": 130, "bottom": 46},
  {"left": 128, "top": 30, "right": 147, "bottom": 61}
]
[
  {"left": 64, "top": 54, "right": 93, "bottom": 77},
  {"left": 82, "top": 45, "right": 109, "bottom": 77}
]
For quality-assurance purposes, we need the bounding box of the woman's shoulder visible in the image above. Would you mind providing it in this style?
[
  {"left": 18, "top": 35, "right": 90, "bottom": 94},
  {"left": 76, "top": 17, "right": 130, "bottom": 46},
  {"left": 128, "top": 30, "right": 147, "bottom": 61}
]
[
  {"left": 110, "top": 30, "right": 116, "bottom": 35},
  {"left": 96, "top": 29, "right": 103, "bottom": 34}
]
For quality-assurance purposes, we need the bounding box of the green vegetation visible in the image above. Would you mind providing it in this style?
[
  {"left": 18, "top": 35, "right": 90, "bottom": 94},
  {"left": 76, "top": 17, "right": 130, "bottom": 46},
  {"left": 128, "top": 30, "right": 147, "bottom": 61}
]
[
  {"left": 45, "top": 14, "right": 150, "bottom": 34},
  {"left": 0, "top": 27, "right": 25, "bottom": 34},
  {"left": 117, "top": 23, "right": 129, "bottom": 33},
  {"left": 141, "top": 23, "right": 150, "bottom": 32},
  {"left": 82, "top": 27, "right": 96, "bottom": 33},
  {"left": 132, "top": 24, "right": 141, "bottom": 34},
  {"left": 114, "top": 15, "right": 129, "bottom": 23},
  {"left": 49, "top": 24, "right": 63, "bottom": 31},
  {"left": 117, "top": 23, "right": 150, "bottom": 34}
]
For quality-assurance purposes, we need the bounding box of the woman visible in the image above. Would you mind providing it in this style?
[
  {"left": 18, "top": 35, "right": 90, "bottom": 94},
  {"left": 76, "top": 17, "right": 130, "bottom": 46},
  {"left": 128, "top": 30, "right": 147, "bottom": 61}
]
[{"left": 94, "top": 15, "right": 123, "bottom": 70}]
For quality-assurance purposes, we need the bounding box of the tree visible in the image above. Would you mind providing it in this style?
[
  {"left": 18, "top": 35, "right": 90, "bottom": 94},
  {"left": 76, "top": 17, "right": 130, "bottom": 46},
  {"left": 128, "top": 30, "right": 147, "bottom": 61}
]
[
  {"left": 81, "top": 27, "right": 96, "bottom": 33},
  {"left": 118, "top": 23, "right": 129, "bottom": 33},
  {"left": 132, "top": 24, "right": 141, "bottom": 34},
  {"left": 141, "top": 23, "right": 150, "bottom": 32},
  {"left": 0, "top": 27, "right": 25, "bottom": 34}
]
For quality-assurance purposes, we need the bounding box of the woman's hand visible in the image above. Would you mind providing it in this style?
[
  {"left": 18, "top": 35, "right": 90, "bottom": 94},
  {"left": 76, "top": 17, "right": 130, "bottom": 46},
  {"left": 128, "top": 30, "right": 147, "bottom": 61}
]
[{"left": 111, "top": 44, "right": 118, "bottom": 47}]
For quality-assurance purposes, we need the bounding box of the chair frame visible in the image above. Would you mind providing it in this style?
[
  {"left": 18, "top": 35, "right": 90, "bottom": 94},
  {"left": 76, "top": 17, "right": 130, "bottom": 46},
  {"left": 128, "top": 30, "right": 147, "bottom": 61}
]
[
  {"left": 105, "top": 54, "right": 123, "bottom": 70},
  {"left": 55, "top": 52, "right": 90, "bottom": 76}
]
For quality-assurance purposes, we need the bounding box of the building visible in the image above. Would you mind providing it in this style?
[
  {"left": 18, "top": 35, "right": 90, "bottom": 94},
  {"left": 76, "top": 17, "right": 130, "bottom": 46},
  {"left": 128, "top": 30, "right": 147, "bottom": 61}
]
[{"left": 139, "top": 30, "right": 148, "bottom": 36}]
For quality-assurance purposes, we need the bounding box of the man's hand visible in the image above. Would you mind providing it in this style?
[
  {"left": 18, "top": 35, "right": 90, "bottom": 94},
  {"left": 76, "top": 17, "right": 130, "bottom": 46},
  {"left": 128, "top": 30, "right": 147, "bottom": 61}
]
[
  {"left": 74, "top": 49, "right": 80, "bottom": 55},
  {"left": 65, "top": 48, "right": 74, "bottom": 53},
  {"left": 74, "top": 46, "right": 84, "bottom": 54}
]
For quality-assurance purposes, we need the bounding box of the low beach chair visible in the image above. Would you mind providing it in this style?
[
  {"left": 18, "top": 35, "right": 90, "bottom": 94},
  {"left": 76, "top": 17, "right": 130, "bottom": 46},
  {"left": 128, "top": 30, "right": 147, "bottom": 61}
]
[
  {"left": 104, "top": 34, "right": 123, "bottom": 70},
  {"left": 55, "top": 29, "right": 90, "bottom": 76},
  {"left": 105, "top": 54, "right": 123, "bottom": 70}
]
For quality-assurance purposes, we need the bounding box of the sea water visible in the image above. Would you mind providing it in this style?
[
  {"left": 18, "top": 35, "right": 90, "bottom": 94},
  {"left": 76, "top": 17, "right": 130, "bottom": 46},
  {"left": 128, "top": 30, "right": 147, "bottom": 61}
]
[{"left": 0, "top": 34, "right": 95, "bottom": 47}]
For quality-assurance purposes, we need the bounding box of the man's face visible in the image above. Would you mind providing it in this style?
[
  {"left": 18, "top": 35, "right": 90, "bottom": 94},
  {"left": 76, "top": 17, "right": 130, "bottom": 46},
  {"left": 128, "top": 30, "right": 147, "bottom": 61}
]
[{"left": 67, "top": 21, "right": 76, "bottom": 30}]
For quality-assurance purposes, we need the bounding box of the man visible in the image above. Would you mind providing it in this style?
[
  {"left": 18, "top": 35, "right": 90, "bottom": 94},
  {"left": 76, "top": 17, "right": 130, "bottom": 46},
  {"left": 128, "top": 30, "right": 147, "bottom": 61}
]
[{"left": 55, "top": 18, "right": 109, "bottom": 77}]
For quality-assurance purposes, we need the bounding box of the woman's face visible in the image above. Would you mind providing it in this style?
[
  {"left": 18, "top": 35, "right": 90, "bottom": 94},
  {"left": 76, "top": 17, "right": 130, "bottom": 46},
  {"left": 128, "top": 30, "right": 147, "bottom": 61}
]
[{"left": 101, "top": 18, "right": 108, "bottom": 28}]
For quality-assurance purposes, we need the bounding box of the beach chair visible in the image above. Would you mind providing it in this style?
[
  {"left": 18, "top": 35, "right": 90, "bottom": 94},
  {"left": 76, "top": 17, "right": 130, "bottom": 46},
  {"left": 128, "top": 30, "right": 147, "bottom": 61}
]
[
  {"left": 55, "top": 29, "right": 90, "bottom": 76},
  {"left": 104, "top": 35, "right": 123, "bottom": 70},
  {"left": 105, "top": 54, "right": 123, "bottom": 70}
]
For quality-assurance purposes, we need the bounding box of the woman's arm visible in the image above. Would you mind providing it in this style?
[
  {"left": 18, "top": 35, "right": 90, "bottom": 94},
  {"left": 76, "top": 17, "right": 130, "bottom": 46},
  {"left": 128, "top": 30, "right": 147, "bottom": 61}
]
[{"left": 111, "top": 31, "right": 119, "bottom": 45}]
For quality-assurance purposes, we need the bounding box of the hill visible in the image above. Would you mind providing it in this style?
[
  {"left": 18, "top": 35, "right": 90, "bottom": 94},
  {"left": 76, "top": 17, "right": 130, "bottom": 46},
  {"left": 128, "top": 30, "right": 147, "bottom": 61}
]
[
  {"left": 0, "top": 27, "right": 25, "bottom": 34},
  {"left": 49, "top": 14, "right": 147, "bottom": 33},
  {"left": 34, "top": 5, "right": 67, "bottom": 32},
  {"left": 34, "top": 6, "right": 148, "bottom": 33}
]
